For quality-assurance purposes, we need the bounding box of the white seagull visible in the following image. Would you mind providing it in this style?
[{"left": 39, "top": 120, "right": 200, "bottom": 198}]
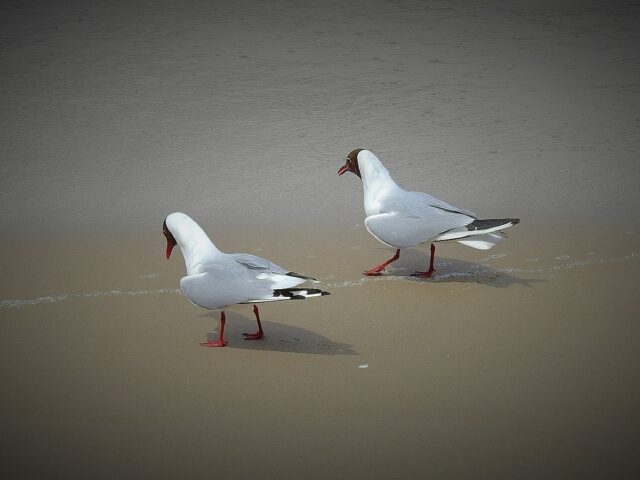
[
  {"left": 338, "top": 149, "right": 520, "bottom": 277},
  {"left": 163, "top": 212, "right": 330, "bottom": 347}
]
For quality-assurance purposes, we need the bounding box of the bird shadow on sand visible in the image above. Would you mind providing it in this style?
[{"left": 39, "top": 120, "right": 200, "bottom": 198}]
[
  {"left": 198, "top": 312, "right": 358, "bottom": 356},
  {"left": 381, "top": 248, "right": 544, "bottom": 288}
]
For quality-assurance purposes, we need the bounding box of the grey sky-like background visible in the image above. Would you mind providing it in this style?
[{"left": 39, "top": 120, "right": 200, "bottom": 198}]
[{"left": 1, "top": 0, "right": 639, "bottom": 235}]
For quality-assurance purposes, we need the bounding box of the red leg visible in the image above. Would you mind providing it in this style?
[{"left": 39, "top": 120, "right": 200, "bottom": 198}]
[
  {"left": 200, "top": 311, "right": 227, "bottom": 347},
  {"left": 412, "top": 243, "right": 436, "bottom": 278},
  {"left": 363, "top": 249, "right": 400, "bottom": 276},
  {"left": 243, "top": 305, "right": 264, "bottom": 340}
]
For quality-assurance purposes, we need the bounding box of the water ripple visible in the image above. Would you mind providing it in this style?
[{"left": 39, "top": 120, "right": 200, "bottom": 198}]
[
  {"left": 1, "top": 253, "right": 637, "bottom": 309},
  {"left": 1, "top": 288, "right": 180, "bottom": 309}
]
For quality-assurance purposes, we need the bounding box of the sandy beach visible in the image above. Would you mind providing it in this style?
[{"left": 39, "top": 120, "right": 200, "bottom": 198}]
[{"left": 1, "top": 1, "right": 639, "bottom": 479}]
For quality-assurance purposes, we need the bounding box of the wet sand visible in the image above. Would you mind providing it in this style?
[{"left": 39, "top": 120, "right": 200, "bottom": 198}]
[{"left": 1, "top": 223, "right": 638, "bottom": 479}]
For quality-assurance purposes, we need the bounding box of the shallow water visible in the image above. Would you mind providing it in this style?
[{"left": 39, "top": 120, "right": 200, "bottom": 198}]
[{"left": 1, "top": 0, "right": 639, "bottom": 235}]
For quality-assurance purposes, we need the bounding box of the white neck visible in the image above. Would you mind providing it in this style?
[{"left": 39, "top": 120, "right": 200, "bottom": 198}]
[
  {"left": 166, "top": 213, "right": 221, "bottom": 275},
  {"left": 358, "top": 151, "right": 401, "bottom": 215}
]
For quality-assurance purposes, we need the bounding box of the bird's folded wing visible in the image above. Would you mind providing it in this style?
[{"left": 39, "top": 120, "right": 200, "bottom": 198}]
[
  {"left": 365, "top": 211, "right": 469, "bottom": 248},
  {"left": 407, "top": 191, "right": 477, "bottom": 219},
  {"left": 229, "top": 253, "right": 288, "bottom": 274},
  {"left": 257, "top": 273, "right": 307, "bottom": 290}
]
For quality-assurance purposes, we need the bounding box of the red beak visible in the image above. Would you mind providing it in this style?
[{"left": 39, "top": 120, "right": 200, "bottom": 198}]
[
  {"left": 338, "top": 162, "right": 349, "bottom": 176},
  {"left": 166, "top": 240, "right": 175, "bottom": 260}
]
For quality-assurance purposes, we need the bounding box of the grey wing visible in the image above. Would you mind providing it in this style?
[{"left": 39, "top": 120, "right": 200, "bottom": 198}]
[
  {"left": 365, "top": 211, "right": 471, "bottom": 248},
  {"left": 229, "top": 253, "right": 289, "bottom": 274},
  {"left": 229, "top": 253, "right": 313, "bottom": 290},
  {"left": 406, "top": 191, "right": 477, "bottom": 219}
]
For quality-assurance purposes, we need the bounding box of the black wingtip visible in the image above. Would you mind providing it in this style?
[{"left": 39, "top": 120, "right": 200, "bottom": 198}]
[
  {"left": 273, "top": 288, "right": 331, "bottom": 299},
  {"left": 286, "top": 271, "right": 317, "bottom": 281},
  {"left": 467, "top": 218, "right": 521, "bottom": 231}
]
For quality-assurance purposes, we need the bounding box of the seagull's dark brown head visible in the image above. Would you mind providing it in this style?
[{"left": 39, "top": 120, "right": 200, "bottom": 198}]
[
  {"left": 163, "top": 218, "right": 177, "bottom": 260},
  {"left": 338, "top": 148, "right": 363, "bottom": 178}
]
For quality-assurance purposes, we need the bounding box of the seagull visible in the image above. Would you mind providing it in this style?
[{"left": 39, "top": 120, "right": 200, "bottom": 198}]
[
  {"left": 338, "top": 148, "right": 520, "bottom": 277},
  {"left": 163, "top": 212, "right": 330, "bottom": 347}
]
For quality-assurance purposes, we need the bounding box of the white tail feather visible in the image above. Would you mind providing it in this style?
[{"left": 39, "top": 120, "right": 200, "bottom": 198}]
[{"left": 457, "top": 233, "right": 505, "bottom": 250}]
